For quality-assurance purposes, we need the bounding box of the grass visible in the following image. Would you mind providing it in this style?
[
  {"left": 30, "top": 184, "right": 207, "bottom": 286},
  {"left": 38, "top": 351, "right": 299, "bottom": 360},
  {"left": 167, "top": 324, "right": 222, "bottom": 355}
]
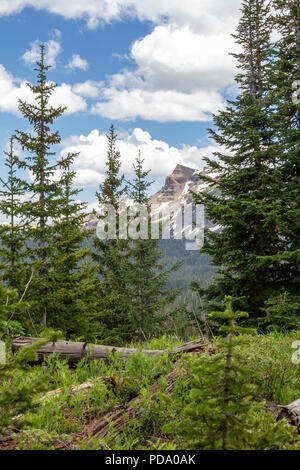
[{"left": 1, "top": 332, "right": 299, "bottom": 450}]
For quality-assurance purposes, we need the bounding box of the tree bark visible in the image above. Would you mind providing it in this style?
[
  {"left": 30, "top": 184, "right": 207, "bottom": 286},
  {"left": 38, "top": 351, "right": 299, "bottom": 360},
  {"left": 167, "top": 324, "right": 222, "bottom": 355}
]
[
  {"left": 296, "top": 0, "right": 300, "bottom": 273},
  {"left": 11, "top": 336, "right": 208, "bottom": 366},
  {"left": 65, "top": 365, "right": 183, "bottom": 448},
  {"left": 277, "top": 398, "right": 300, "bottom": 430}
]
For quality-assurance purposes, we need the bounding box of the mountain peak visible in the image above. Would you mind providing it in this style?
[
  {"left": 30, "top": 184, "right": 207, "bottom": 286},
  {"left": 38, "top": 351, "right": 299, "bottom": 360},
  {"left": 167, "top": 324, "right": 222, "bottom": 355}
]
[
  {"left": 173, "top": 164, "right": 197, "bottom": 174},
  {"left": 150, "top": 164, "right": 199, "bottom": 205}
]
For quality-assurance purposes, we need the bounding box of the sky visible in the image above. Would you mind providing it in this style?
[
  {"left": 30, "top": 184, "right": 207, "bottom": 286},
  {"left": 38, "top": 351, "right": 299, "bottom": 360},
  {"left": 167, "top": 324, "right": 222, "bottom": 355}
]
[{"left": 0, "top": 0, "right": 242, "bottom": 208}]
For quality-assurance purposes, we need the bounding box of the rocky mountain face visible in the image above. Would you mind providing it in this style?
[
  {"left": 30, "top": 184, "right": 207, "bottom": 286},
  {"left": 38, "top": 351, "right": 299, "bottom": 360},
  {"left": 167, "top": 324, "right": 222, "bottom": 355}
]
[
  {"left": 86, "top": 163, "right": 218, "bottom": 235},
  {"left": 150, "top": 164, "right": 199, "bottom": 205},
  {"left": 150, "top": 164, "right": 221, "bottom": 241},
  {"left": 150, "top": 164, "right": 215, "bottom": 207}
]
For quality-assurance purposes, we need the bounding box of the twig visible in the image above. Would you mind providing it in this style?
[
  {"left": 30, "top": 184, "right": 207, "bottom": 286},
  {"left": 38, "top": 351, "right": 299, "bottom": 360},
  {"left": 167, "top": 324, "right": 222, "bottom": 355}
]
[
  {"left": 19, "top": 269, "right": 34, "bottom": 303},
  {"left": 26, "top": 309, "right": 38, "bottom": 337}
]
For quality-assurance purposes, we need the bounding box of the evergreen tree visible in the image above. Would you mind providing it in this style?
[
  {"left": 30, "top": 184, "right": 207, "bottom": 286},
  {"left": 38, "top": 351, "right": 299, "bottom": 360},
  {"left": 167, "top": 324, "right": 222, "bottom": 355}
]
[
  {"left": 48, "top": 154, "right": 100, "bottom": 340},
  {"left": 0, "top": 338, "right": 50, "bottom": 433},
  {"left": 92, "top": 125, "right": 132, "bottom": 344},
  {"left": 0, "top": 286, "right": 55, "bottom": 433},
  {"left": 165, "top": 297, "right": 295, "bottom": 450},
  {"left": 264, "top": 0, "right": 300, "bottom": 303},
  {"left": 192, "top": 0, "right": 299, "bottom": 320},
  {"left": 15, "top": 44, "right": 67, "bottom": 329},
  {"left": 0, "top": 137, "right": 27, "bottom": 291},
  {"left": 0, "top": 284, "right": 27, "bottom": 341},
  {"left": 127, "top": 152, "right": 180, "bottom": 340}
]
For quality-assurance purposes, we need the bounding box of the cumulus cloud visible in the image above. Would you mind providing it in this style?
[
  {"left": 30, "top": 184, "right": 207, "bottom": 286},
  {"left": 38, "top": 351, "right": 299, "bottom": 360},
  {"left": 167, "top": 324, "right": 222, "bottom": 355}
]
[
  {"left": 73, "top": 81, "right": 103, "bottom": 98},
  {"left": 22, "top": 30, "right": 62, "bottom": 68},
  {"left": 130, "top": 24, "right": 239, "bottom": 92},
  {"left": 91, "top": 22, "right": 236, "bottom": 122},
  {"left": 50, "top": 83, "right": 87, "bottom": 114},
  {"left": 1, "top": 1, "right": 242, "bottom": 123},
  {"left": 92, "top": 88, "right": 225, "bottom": 122},
  {"left": 0, "top": 64, "right": 87, "bottom": 115},
  {"left": 0, "top": 65, "right": 32, "bottom": 114},
  {"left": 60, "top": 127, "right": 222, "bottom": 187},
  {"left": 0, "top": 1, "right": 241, "bottom": 32},
  {"left": 67, "top": 54, "right": 89, "bottom": 71},
  {"left": 90, "top": 20, "right": 239, "bottom": 122}
]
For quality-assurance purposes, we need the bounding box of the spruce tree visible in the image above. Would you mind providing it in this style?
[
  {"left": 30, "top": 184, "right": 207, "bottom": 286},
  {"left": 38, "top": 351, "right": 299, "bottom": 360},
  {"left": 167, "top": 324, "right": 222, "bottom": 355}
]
[
  {"left": 262, "top": 0, "right": 300, "bottom": 311},
  {"left": 0, "top": 137, "right": 27, "bottom": 291},
  {"left": 0, "top": 287, "right": 55, "bottom": 433},
  {"left": 192, "top": 0, "right": 299, "bottom": 320},
  {"left": 127, "top": 152, "right": 180, "bottom": 340},
  {"left": 15, "top": 44, "right": 67, "bottom": 329},
  {"left": 92, "top": 125, "right": 132, "bottom": 344},
  {"left": 165, "top": 297, "right": 295, "bottom": 450},
  {"left": 48, "top": 154, "right": 100, "bottom": 340}
]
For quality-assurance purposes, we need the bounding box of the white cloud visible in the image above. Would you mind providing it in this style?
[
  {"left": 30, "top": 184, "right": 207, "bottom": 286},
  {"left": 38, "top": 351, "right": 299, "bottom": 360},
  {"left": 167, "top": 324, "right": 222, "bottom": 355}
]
[
  {"left": 0, "top": 1, "right": 241, "bottom": 32},
  {"left": 0, "top": 65, "right": 32, "bottom": 114},
  {"left": 46, "top": 39, "right": 62, "bottom": 67},
  {"left": 22, "top": 32, "right": 62, "bottom": 68},
  {"left": 74, "top": 169, "right": 105, "bottom": 186},
  {"left": 2, "top": 1, "right": 242, "bottom": 123},
  {"left": 73, "top": 81, "right": 103, "bottom": 98},
  {"left": 67, "top": 54, "right": 89, "bottom": 71},
  {"left": 130, "top": 24, "right": 238, "bottom": 92},
  {"left": 92, "top": 88, "right": 224, "bottom": 122},
  {"left": 50, "top": 83, "right": 87, "bottom": 114},
  {"left": 60, "top": 127, "right": 222, "bottom": 187},
  {"left": 91, "top": 22, "right": 239, "bottom": 122},
  {"left": 0, "top": 64, "right": 87, "bottom": 115}
]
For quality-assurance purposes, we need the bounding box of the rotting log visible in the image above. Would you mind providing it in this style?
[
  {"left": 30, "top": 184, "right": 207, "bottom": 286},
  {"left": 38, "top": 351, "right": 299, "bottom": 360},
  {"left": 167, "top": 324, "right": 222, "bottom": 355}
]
[
  {"left": 41, "top": 376, "right": 133, "bottom": 402},
  {"left": 11, "top": 376, "right": 133, "bottom": 425},
  {"left": 59, "top": 365, "right": 184, "bottom": 449},
  {"left": 60, "top": 339, "right": 211, "bottom": 449},
  {"left": 11, "top": 336, "right": 208, "bottom": 365},
  {"left": 277, "top": 398, "right": 300, "bottom": 430},
  {"left": 41, "top": 381, "right": 95, "bottom": 401}
]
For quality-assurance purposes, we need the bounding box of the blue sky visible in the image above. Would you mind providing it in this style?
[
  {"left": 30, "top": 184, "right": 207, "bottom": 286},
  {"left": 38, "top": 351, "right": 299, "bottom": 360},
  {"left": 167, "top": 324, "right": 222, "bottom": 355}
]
[{"left": 0, "top": 0, "right": 241, "bottom": 208}]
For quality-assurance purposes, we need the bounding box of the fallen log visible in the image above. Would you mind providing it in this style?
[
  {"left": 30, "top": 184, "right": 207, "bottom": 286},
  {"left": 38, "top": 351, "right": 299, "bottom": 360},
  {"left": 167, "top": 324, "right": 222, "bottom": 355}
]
[
  {"left": 11, "top": 336, "right": 208, "bottom": 365},
  {"left": 12, "top": 376, "right": 132, "bottom": 423},
  {"left": 41, "top": 381, "right": 95, "bottom": 401},
  {"left": 41, "top": 375, "right": 135, "bottom": 402},
  {"left": 63, "top": 365, "right": 184, "bottom": 449},
  {"left": 65, "top": 339, "right": 211, "bottom": 449},
  {"left": 277, "top": 398, "right": 300, "bottom": 431}
]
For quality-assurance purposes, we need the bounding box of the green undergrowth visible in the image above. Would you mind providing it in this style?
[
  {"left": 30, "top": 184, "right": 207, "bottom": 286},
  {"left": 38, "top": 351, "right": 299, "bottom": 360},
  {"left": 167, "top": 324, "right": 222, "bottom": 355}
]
[{"left": 1, "top": 332, "right": 299, "bottom": 450}]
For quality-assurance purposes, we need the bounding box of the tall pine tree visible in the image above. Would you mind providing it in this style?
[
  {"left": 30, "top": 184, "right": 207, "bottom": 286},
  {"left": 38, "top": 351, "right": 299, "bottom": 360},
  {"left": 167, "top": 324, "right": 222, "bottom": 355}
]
[
  {"left": 92, "top": 125, "right": 132, "bottom": 344},
  {"left": 15, "top": 44, "right": 68, "bottom": 329},
  {"left": 47, "top": 153, "right": 100, "bottom": 339},
  {"left": 0, "top": 136, "right": 27, "bottom": 291},
  {"left": 263, "top": 0, "right": 300, "bottom": 315},
  {"left": 192, "top": 0, "right": 296, "bottom": 320},
  {"left": 127, "top": 152, "right": 180, "bottom": 340}
]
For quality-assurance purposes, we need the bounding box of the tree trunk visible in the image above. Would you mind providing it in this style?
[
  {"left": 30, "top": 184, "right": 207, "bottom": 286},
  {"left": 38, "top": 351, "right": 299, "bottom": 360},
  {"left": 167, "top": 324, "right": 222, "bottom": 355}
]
[
  {"left": 296, "top": 0, "right": 300, "bottom": 272},
  {"left": 11, "top": 336, "right": 208, "bottom": 366}
]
